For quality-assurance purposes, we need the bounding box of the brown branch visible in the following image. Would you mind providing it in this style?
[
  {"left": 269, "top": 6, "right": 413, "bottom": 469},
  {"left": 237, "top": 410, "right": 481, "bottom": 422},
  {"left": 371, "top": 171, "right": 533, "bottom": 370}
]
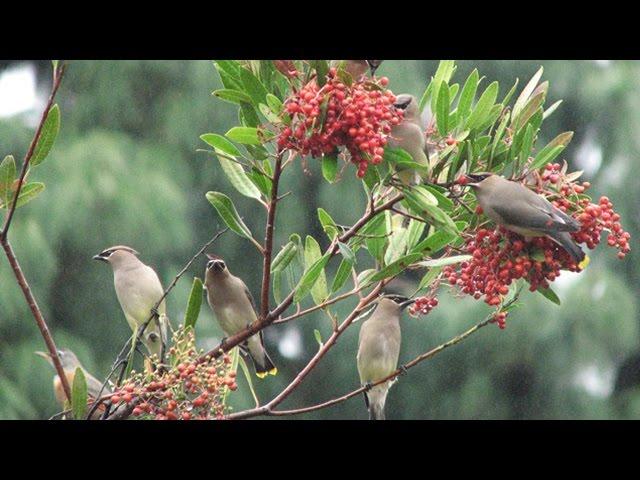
[
  {"left": 1, "top": 64, "right": 66, "bottom": 239},
  {"left": 225, "top": 283, "right": 385, "bottom": 420},
  {"left": 259, "top": 151, "right": 284, "bottom": 320},
  {"left": 259, "top": 294, "right": 521, "bottom": 419},
  {"left": 199, "top": 193, "right": 404, "bottom": 362},
  {"left": 0, "top": 63, "right": 70, "bottom": 403}
]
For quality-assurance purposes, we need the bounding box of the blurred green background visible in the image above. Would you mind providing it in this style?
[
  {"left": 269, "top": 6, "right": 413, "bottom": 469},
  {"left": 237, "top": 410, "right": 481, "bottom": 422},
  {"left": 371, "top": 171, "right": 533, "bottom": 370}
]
[{"left": 0, "top": 60, "right": 638, "bottom": 420}]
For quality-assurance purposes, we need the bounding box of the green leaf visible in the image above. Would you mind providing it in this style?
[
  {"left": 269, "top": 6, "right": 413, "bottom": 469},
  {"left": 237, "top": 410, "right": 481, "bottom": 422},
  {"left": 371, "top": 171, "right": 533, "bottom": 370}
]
[
  {"left": 369, "top": 253, "right": 423, "bottom": 283},
  {"left": 314, "top": 329, "right": 323, "bottom": 346},
  {"left": 266, "top": 93, "right": 283, "bottom": 114},
  {"left": 71, "top": 367, "right": 88, "bottom": 420},
  {"left": 430, "top": 60, "right": 457, "bottom": 114},
  {"left": 206, "top": 192, "right": 253, "bottom": 240},
  {"left": 384, "top": 226, "right": 408, "bottom": 266},
  {"left": 357, "top": 269, "right": 377, "bottom": 287},
  {"left": 14, "top": 182, "right": 45, "bottom": 208},
  {"left": 294, "top": 252, "right": 331, "bottom": 304},
  {"left": 238, "top": 356, "right": 259, "bottom": 405},
  {"left": 417, "top": 266, "right": 442, "bottom": 291},
  {"left": 212, "top": 89, "right": 252, "bottom": 105},
  {"left": 402, "top": 185, "right": 438, "bottom": 208},
  {"left": 466, "top": 81, "right": 499, "bottom": 130},
  {"left": 31, "top": 104, "right": 60, "bottom": 167},
  {"left": 418, "top": 82, "right": 433, "bottom": 114},
  {"left": 331, "top": 258, "right": 353, "bottom": 293},
  {"left": 423, "top": 185, "right": 454, "bottom": 211},
  {"left": 513, "top": 66, "right": 544, "bottom": 120},
  {"left": 411, "top": 221, "right": 466, "bottom": 254},
  {"left": 405, "top": 219, "right": 426, "bottom": 252},
  {"left": 514, "top": 90, "right": 546, "bottom": 131},
  {"left": 271, "top": 241, "right": 297, "bottom": 273},
  {"left": 240, "top": 67, "right": 269, "bottom": 107},
  {"left": 531, "top": 145, "right": 565, "bottom": 172},
  {"left": 305, "top": 236, "right": 329, "bottom": 305},
  {"left": 543, "top": 100, "right": 563, "bottom": 120},
  {"left": 537, "top": 286, "right": 561, "bottom": 305},
  {"left": 322, "top": 155, "right": 338, "bottom": 183},
  {"left": 310, "top": 60, "right": 329, "bottom": 86},
  {"left": 214, "top": 60, "right": 241, "bottom": 79},
  {"left": 519, "top": 123, "right": 535, "bottom": 164},
  {"left": 225, "top": 127, "right": 261, "bottom": 145},
  {"left": 201, "top": 133, "right": 243, "bottom": 157},
  {"left": 216, "top": 155, "right": 262, "bottom": 200},
  {"left": 456, "top": 69, "right": 479, "bottom": 122},
  {"left": 317, "top": 208, "right": 338, "bottom": 240},
  {"left": 337, "top": 242, "right": 356, "bottom": 264},
  {"left": 0, "top": 155, "right": 16, "bottom": 207},
  {"left": 383, "top": 147, "right": 428, "bottom": 172},
  {"left": 417, "top": 254, "right": 472, "bottom": 268},
  {"left": 364, "top": 212, "right": 388, "bottom": 263},
  {"left": 184, "top": 277, "right": 204, "bottom": 330},
  {"left": 436, "top": 83, "right": 450, "bottom": 135},
  {"left": 501, "top": 78, "right": 520, "bottom": 107}
]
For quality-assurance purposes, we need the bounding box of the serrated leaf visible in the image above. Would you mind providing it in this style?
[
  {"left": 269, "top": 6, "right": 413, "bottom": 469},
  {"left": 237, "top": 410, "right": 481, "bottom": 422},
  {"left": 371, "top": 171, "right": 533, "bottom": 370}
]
[
  {"left": 206, "top": 192, "right": 253, "bottom": 240},
  {"left": 212, "top": 89, "right": 252, "bottom": 105},
  {"left": 71, "top": 367, "right": 88, "bottom": 420},
  {"left": 369, "top": 253, "right": 423, "bottom": 283},
  {"left": 31, "top": 104, "right": 60, "bottom": 167},
  {"left": 417, "top": 254, "right": 472, "bottom": 268},
  {"left": 184, "top": 277, "right": 204, "bottom": 330},
  {"left": 321, "top": 155, "right": 338, "bottom": 183},
  {"left": 537, "top": 286, "right": 561, "bottom": 305},
  {"left": 225, "top": 127, "right": 261, "bottom": 145},
  {"left": 466, "top": 81, "right": 498, "bottom": 130}
]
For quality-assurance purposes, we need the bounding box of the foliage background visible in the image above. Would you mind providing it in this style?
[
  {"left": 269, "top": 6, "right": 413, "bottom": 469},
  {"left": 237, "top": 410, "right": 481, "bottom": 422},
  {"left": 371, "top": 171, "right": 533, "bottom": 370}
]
[{"left": 0, "top": 60, "right": 638, "bottom": 420}]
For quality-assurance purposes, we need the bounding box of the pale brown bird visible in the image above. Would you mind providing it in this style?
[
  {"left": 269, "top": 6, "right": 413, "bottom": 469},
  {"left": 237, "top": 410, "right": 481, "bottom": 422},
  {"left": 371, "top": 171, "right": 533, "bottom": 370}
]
[
  {"left": 204, "top": 255, "right": 277, "bottom": 378},
  {"left": 36, "top": 349, "right": 108, "bottom": 419},
  {"left": 334, "top": 60, "right": 383, "bottom": 79},
  {"left": 357, "top": 294, "right": 415, "bottom": 420},
  {"left": 467, "top": 173, "right": 585, "bottom": 263},
  {"left": 93, "top": 245, "right": 168, "bottom": 361},
  {"left": 389, "top": 94, "right": 429, "bottom": 183}
]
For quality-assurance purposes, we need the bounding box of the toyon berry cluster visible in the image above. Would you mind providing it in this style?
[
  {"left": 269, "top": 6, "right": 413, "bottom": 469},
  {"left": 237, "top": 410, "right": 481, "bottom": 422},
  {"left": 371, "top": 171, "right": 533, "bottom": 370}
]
[
  {"left": 443, "top": 163, "right": 631, "bottom": 314},
  {"left": 109, "top": 330, "right": 236, "bottom": 420},
  {"left": 409, "top": 296, "right": 439, "bottom": 317},
  {"left": 277, "top": 68, "right": 403, "bottom": 178}
]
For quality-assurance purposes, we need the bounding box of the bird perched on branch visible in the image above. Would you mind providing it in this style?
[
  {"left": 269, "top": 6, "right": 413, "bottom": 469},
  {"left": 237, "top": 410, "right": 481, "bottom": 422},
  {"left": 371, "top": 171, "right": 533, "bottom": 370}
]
[
  {"left": 93, "top": 245, "right": 169, "bottom": 362},
  {"left": 466, "top": 173, "right": 586, "bottom": 263},
  {"left": 333, "top": 60, "right": 383, "bottom": 79},
  {"left": 357, "top": 294, "right": 415, "bottom": 420},
  {"left": 36, "top": 349, "right": 107, "bottom": 419},
  {"left": 204, "top": 255, "right": 277, "bottom": 378},
  {"left": 389, "top": 94, "right": 429, "bottom": 184}
]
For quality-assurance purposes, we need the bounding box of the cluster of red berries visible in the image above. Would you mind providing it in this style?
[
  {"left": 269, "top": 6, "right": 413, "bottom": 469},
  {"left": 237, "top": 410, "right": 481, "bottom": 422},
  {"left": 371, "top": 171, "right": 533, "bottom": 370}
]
[
  {"left": 409, "top": 296, "right": 439, "bottom": 317},
  {"left": 277, "top": 68, "right": 403, "bottom": 178},
  {"left": 444, "top": 164, "right": 630, "bottom": 307},
  {"left": 109, "top": 330, "right": 236, "bottom": 420},
  {"left": 492, "top": 311, "right": 509, "bottom": 330}
]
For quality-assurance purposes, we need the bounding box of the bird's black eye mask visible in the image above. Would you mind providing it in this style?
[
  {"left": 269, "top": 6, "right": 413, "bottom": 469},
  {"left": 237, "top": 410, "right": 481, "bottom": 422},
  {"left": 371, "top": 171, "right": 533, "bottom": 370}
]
[
  {"left": 466, "top": 173, "right": 492, "bottom": 182},
  {"left": 207, "top": 260, "right": 226, "bottom": 272},
  {"left": 394, "top": 99, "right": 411, "bottom": 110},
  {"left": 93, "top": 250, "right": 113, "bottom": 262}
]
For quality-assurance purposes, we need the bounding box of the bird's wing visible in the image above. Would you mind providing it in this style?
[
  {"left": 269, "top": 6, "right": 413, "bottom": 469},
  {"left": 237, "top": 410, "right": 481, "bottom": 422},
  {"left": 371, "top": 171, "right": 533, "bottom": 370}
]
[
  {"left": 85, "top": 371, "right": 108, "bottom": 398},
  {"left": 243, "top": 284, "right": 257, "bottom": 312},
  {"left": 490, "top": 184, "right": 579, "bottom": 233}
]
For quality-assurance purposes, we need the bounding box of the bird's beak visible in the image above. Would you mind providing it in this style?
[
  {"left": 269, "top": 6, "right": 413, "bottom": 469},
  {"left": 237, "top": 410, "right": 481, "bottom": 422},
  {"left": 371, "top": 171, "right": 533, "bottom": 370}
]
[
  {"left": 368, "top": 62, "right": 379, "bottom": 76},
  {"left": 399, "top": 299, "right": 416, "bottom": 310},
  {"left": 93, "top": 254, "right": 107, "bottom": 262},
  {"left": 35, "top": 351, "right": 50, "bottom": 360}
]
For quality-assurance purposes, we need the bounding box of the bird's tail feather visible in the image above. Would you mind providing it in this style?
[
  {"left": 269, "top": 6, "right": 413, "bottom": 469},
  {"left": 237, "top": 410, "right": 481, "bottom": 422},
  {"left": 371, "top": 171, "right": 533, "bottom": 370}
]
[
  {"left": 247, "top": 342, "right": 277, "bottom": 378},
  {"left": 366, "top": 385, "right": 389, "bottom": 421},
  {"left": 547, "top": 231, "right": 585, "bottom": 263}
]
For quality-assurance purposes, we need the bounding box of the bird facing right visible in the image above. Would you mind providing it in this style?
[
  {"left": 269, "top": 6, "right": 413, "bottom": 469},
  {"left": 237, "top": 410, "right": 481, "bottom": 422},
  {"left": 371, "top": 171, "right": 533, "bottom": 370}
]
[{"left": 357, "top": 294, "right": 415, "bottom": 420}]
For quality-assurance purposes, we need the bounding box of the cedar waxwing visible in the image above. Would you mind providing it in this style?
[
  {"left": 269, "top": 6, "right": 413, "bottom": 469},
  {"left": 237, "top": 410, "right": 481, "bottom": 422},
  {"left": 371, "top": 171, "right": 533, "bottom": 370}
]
[
  {"left": 466, "top": 173, "right": 586, "bottom": 263},
  {"left": 93, "top": 246, "right": 168, "bottom": 362},
  {"left": 333, "top": 60, "right": 383, "bottom": 79},
  {"left": 204, "top": 255, "right": 277, "bottom": 378},
  {"left": 389, "top": 94, "right": 429, "bottom": 183},
  {"left": 36, "top": 349, "right": 108, "bottom": 419},
  {"left": 357, "top": 294, "right": 415, "bottom": 420}
]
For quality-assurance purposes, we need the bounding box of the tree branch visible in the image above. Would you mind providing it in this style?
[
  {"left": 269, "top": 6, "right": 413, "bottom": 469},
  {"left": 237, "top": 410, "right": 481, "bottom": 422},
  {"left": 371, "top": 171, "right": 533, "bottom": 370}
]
[
  {"left": 0, "top": 63, "right": 70, "bottom": 403},
  {"left": 259, "top": 151, "right": 284, "bottom": 320},
  {"left": 199, "top": 193, "right": 404, "bottom": 362}
]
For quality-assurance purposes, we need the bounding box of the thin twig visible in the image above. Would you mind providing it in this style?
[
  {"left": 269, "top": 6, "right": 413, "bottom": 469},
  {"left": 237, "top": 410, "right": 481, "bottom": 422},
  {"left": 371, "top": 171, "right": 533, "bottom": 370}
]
[{"left": 0, "top": 63, "right": 70, "bottom": 402}]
